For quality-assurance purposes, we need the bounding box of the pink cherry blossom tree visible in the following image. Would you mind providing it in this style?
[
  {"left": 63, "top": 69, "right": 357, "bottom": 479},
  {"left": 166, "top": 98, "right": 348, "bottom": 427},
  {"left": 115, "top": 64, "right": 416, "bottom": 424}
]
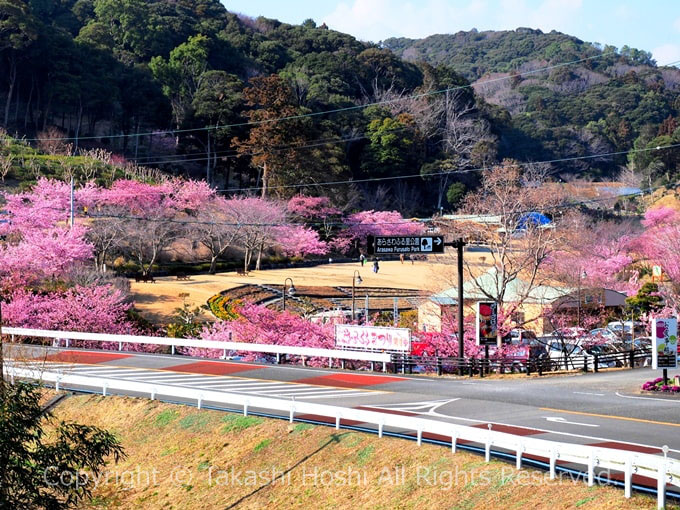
[{"left": 333, "top": 210, "right": 424, "bottom": 254}]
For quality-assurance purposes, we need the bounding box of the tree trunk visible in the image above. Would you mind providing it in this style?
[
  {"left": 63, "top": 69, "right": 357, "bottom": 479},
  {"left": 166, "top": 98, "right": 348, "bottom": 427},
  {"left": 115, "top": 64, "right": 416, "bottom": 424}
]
[
  {"left": 206, "top": 132, "right": 211, "bottom": 185},
  {"left": 24, "top": 75, "right": 34, "bottom": 130},
  {"left": 255, "top": 241, "right": 264, "bottom": 270},
  {"left": 74, "top": 100, "right": 83, "bottom": 152},
  {"left": 261, "top": 162, "right": 268, "bottom": 198},
  {"left": 209, "top": 255, "right": 217, "bottom": 274},
  {"left": 3, "top": 58, "right": 17, "bottom": 127}
]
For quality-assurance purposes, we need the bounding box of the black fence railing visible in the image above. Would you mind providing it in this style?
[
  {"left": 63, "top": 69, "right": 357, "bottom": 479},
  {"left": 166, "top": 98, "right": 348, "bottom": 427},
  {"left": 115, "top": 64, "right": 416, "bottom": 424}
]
[{"left": 389, "top": 349, "right": 652, "bottom": 377}]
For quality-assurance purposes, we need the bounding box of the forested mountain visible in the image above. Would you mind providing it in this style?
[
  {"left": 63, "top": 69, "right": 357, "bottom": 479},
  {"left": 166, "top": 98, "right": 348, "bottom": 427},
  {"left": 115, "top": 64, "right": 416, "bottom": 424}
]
[
  {"left": 384, "top": 29, "right": 680, "bottom": 183},
  {"left": 1, "top": 0, "right": 679, "bottom": 214}
]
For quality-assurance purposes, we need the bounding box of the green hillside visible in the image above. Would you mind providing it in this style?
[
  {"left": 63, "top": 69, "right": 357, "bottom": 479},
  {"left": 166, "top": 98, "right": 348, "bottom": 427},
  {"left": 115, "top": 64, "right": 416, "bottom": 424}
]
[{"left": 1, "top": 2, "right": 680, "bottom": 210}]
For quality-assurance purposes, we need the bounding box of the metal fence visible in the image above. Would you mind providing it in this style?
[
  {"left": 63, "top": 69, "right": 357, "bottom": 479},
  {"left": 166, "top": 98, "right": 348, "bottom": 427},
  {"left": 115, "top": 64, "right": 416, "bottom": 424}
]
[
  {"left": 1, "top": 327, "right": 392, "bottom": 370},
  {"left": 4, "top": 364, "right": 679, "bottom": 509},
  {"left": 390, "top": 349, "right": 651, "bottom": 377}
]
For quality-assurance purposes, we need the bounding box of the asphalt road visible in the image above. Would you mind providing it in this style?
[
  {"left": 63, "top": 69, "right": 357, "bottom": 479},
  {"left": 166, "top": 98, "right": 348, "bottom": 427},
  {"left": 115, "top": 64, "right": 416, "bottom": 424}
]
[{"left": 8, "top": 345, "right": 680, "bottom": 461}]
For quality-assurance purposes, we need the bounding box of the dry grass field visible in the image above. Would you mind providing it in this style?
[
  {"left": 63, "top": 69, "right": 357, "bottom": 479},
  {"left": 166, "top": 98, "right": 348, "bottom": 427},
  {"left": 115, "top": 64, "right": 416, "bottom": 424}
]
[
  {"left": 46, "top": 394, "right": 670, "bottom": 510},
  {"left": 130, "top": 253, "right": 490, "bottom": 324}
]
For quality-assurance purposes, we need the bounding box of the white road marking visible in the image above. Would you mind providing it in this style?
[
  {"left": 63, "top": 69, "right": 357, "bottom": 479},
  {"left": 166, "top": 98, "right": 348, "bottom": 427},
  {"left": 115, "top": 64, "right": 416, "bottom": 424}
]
[
  {"left": 545, "top": 416, "right": 600, "bottom": 427},
  {"left": 294, "top": 392, "right": 375, "bottom": 399},
  {"left": 616, "top": 392, "right": 680, "bottom": 403},
  {"left": 573, "top": 392, "right": 605, "bottom": 396}
]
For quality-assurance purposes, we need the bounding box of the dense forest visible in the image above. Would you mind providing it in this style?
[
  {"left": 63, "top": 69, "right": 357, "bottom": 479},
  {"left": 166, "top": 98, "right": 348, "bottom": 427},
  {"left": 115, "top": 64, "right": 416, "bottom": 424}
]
[{"left": 1, "top": 0, "right": 679, "bottom": 214}]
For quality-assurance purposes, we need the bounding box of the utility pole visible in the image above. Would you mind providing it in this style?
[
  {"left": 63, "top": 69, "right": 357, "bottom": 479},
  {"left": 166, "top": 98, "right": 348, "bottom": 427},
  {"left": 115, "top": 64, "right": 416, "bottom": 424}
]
[
  {"left": 445, "top": 238, "right": 467, "bottom": 358},
  {"left": 69, "top": 176, "right": 75, "bottom": 228}
]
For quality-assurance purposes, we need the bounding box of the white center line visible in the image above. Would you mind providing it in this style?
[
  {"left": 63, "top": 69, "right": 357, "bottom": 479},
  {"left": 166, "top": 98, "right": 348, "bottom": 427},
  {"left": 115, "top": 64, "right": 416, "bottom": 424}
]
[{"left": 573, "top": 392, "right": 605, "bottom": 396}]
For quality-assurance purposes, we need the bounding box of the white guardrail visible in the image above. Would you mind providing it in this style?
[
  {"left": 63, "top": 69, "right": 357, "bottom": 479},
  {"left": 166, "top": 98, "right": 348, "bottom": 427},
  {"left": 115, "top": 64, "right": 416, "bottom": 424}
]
[
  {"left": 0, "top": 327, "right": 392, "bottom": 370},
  {"left": 4, "top": 364, "right": 680, "bottom": 509}
]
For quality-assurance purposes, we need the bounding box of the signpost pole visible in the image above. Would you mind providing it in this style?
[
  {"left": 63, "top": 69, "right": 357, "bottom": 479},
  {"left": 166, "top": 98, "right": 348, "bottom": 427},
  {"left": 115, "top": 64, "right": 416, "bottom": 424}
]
[{"left": 457, "top": 239, "right": 465, "bottom": 360}]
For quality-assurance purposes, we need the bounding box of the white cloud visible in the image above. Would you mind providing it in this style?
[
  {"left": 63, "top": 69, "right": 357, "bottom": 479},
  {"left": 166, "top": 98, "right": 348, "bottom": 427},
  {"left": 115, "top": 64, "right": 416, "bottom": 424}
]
[
  {"left": 652, "top": 44, "right": 680, "bottom": 66},
  {"left": 322, "top": 0, "right": 584, "bottom": 43}
]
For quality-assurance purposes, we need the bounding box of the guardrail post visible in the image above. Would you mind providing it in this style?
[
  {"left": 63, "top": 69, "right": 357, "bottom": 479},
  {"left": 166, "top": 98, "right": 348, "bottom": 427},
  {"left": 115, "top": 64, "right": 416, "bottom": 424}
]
[
  {"left": 335, "top": 415, "right": 340, "bottom": 430},
  {"left": 378, "top": 420, "right": 384, "bottom": 438},
  {"left": 302, "top": 356, "right": 307, "bottom": 367},
  {"left": 197, "top": 393, "right": 203, "bottom": 409},
  {"left": 244, "top": 401, "right": 249, "bottom": 417},
  {"left": 624, "top": 456, "right": 632, "bottom": 498},
  {"left": 382, "top": 361, "right": 387, "bottom": 373},
  {"left": 370, "top": 361, "right": 375, "bottom": 371},
  {"left": 417, "top": 428, "right": 422, "bottom": 446},
  {"left": 437, "top": 358, "right": 442, "bottom": 376},
  {"left": 223, "top": 348, "right": 228, "bottom": 359},
  {"left": 55, "top": 377, "right": 61, "bottom": 392},
  {"left": 451, "top": 431, "right": 458, "bottom": 453},
  {"left": 289, "top": 406, "right": 295, "bottom": 423},
  {"left": 329, "top": 357, "right": 332, "bottom": 368},
  {"left": 587, "top": 452, "right": 595, "bottom": 487},
  {"left": 594, "top": 355, "right": 599, "bottom": 373},
  {"left": 516, "top": 444, "right": 523, "bottom": 469},
  {"left": 549, "top": 449, "right": 556, "bottom": 480},
  {"left": 171, "top": 345, "right": 175, "bottom": 355},
  {"left": 102, "top": 383, "right": 108, "bottom": 396},
  {"left": 657, "top": 461, "right": 666, "bottom": 509},
  {"left": 629, "top": 350, "right": 634, "bottom": 368},
  {"left": 151, "top": 387, "right": 156, "bottom": 400},
  {"left": 583, "top": 355, "right": 588, "bottom": 373},
  {"left": 118, "top": 341, "right": 122, "bottom": 351},
  {"left": 66, "top": 338, "right": 70, "bottom": 348},
  {"left": 485, "top": 424, "right": 492, "bottom": 462},
  {"left": 341, "top": 359, "right": 345, "bottom": 370}
]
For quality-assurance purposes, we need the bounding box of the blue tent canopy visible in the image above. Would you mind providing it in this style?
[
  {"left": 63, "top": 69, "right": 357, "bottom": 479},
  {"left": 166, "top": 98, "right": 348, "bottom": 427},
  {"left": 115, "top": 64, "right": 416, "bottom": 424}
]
[{"left": 517, "top": 212, "right": 551, "bottom": 230}]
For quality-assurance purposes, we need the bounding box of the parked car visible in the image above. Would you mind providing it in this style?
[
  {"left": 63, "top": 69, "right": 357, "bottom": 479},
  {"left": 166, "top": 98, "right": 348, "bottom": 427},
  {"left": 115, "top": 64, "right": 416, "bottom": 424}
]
[
  {"left": 589, "top": 328, "right": 619, "bottom": 342},
  {"left": 545, "top": 341, "right": 615, "bottom": 369}
]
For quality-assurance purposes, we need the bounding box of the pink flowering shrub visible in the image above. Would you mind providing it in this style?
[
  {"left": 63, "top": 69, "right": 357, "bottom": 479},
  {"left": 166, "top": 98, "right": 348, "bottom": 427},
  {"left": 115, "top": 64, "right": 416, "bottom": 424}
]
[
  {"left": 1, "top": 285, "right": 158, "bottom": 351},
  {"left": 185, "top": 303, "right": 335, "bottom": 366}
]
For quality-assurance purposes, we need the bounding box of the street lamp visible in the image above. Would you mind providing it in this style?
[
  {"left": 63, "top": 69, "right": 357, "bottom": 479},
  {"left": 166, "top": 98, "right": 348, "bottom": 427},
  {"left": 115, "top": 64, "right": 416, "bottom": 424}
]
[
  {"left": 282, "top": 277, "right": 296, "bottom": 311},
  {"left": 577, "top": 269, "right": 586, "bottom": 328},
  {"left": 351, "top": 270, "right": 363, "bottom": 321}
]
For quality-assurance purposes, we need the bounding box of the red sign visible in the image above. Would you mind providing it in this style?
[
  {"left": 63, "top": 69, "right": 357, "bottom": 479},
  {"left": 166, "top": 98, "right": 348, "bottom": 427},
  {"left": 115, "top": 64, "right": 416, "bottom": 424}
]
[{"left": 476, "top": 301, "right": 498, "bottom": 346}]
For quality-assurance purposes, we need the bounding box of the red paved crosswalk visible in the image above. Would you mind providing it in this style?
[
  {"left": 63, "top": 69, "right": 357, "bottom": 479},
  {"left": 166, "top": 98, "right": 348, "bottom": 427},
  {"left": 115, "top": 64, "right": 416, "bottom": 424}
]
[
  {"left": 296, "top": 373, "right": 406, "bottom": 389},
  {"left": 162, "top": 360, "right": 264, "bottom": 375},
  {"left": 44, "top": 351, "right": 131, "bottom": 363}
]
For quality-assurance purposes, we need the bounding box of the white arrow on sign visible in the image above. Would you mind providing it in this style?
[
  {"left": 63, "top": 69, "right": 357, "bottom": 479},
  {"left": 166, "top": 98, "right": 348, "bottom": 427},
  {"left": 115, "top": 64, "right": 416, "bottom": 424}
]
[
  {"left": 434, "top": 237, "right": 442, "bottom": 246},
  {"left": 545, "top": 417, "right": 599, "bottom": 428}
]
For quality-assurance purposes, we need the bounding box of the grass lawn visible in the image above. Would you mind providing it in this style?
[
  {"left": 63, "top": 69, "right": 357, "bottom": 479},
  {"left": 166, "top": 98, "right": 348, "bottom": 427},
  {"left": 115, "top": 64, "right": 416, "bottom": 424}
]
[{"left": 47, "top": 393, "right": 674, "bottom": 510}]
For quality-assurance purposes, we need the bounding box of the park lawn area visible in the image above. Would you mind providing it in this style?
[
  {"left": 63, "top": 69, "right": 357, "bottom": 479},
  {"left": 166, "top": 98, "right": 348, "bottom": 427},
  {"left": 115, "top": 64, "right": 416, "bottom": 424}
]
[
  {"left": 129, "top": 256, "right": 488, "bottom": 324},
  {"left": 48, "top": 393, "right": 672, "bottom": 510}
]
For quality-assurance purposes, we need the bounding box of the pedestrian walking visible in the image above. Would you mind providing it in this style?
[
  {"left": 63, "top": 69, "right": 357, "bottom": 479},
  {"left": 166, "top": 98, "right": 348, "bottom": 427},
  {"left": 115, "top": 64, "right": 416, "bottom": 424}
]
[
  {"left": 399, "top": 253, "right": 404, "bottom": 264},
  {"left": 373, "top": 258, "right": 380, "bottom": 274},
  {"left": 409, "top": 254, "right": 414, "bottom": 265},
  {"left": 360, "top": 253, "right": 365, "bottom": 266}
]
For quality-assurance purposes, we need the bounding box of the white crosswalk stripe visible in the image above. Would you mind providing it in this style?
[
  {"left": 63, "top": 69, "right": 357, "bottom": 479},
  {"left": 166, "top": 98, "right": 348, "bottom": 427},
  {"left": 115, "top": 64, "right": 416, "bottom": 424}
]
[{"left": 29, "top": 362, "right": 384, "bottom": 400}]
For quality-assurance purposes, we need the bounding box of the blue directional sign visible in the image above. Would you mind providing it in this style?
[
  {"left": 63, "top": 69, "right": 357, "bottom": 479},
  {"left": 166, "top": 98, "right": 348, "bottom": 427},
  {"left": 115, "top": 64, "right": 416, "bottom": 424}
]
[{"left": 366, "top": 235, "right": 444, "bottom": 255}]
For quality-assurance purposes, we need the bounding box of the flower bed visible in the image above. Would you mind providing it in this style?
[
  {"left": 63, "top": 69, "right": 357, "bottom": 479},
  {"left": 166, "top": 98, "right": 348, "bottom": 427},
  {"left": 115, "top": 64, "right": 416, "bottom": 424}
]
[{"left": 641, "top": 376, "right": 680, "bottom": 393}]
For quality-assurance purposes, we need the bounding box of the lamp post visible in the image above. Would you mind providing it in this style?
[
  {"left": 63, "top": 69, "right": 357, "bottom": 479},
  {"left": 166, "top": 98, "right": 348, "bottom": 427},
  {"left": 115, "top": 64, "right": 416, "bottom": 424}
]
[
  {"left": 577, "top": 269, "right": 586, "bottom": 328},
  {"left": 351, "top": 270, "right": 363, "bottom": 321},
  {"left": 282, "top": 277, "right": 296, "bottom": 311}
]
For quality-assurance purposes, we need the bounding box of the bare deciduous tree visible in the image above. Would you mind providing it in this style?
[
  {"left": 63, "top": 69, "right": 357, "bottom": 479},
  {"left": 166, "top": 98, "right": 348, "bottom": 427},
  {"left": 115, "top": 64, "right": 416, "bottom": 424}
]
[{"left": 437, "top": 160, "right": 566, "bottom": 346}]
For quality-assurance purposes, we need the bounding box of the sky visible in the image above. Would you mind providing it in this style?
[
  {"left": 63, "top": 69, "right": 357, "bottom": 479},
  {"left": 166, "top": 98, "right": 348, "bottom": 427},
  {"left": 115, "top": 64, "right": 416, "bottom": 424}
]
[{"left": 221, "top": 0, "right": 680, "bottom": 66}]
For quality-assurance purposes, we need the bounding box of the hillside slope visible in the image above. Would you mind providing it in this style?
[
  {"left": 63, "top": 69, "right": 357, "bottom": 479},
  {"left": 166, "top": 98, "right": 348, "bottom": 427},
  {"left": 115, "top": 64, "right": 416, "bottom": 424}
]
[
  {"left": 49, "top": 393, "right": 670, "bottom": 509},
  {"left": 385, "top": 29, "right": 680, "bottom": 178}
]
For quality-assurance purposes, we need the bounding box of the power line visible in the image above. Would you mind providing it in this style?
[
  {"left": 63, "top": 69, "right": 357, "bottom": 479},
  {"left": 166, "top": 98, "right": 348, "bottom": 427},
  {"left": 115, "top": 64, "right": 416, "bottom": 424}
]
[
  {"left": 17, "top": 51, "right": 626, "bottom": 143},
  {"left": 80, "top": 57, "right": 680, "bottom": 168},
  {"left": 77, "top": 181, "right": 669, "bottom": 228},
  {"left": 217, "top": 141, "right": 680, "bottom": 194},
  {"left": 9, "top": 141, "right": 678, "bottom": 199}
]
